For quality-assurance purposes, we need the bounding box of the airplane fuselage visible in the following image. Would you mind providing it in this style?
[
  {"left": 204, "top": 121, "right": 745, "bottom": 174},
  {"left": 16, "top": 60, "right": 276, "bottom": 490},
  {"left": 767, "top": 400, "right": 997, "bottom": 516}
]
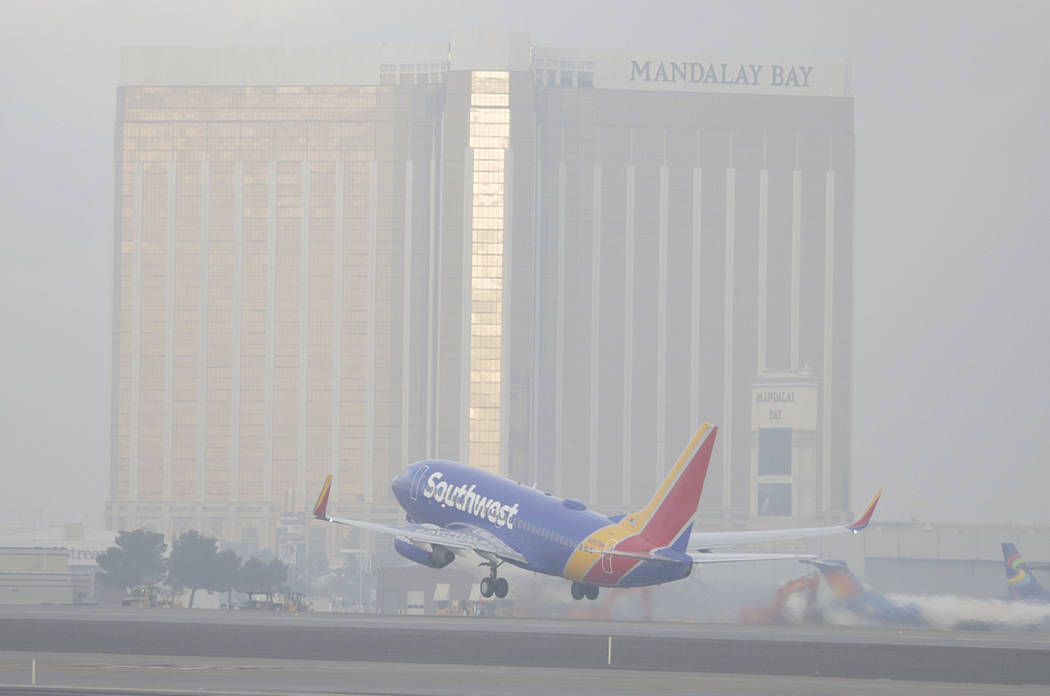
[{"left": 392, "top": 460, "right": 691, "bottom": 588}]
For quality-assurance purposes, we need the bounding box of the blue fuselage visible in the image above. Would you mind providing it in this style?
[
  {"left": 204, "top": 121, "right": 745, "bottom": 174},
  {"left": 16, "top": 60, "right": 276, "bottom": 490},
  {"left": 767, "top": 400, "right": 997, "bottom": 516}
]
[{"left": 392, "top": 460, "right": 690, "bottom": 587}]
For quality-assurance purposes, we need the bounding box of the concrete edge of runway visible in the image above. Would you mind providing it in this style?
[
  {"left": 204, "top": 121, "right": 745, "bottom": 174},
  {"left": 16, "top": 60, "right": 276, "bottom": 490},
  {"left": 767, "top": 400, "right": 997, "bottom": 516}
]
[{"left": 2, "top": 612, "right": 1050, "bottom": 686}]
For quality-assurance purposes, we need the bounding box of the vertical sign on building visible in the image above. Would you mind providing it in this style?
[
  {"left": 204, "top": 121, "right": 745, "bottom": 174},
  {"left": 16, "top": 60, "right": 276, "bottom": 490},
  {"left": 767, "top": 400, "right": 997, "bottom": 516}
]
[{"left": 750, "top": 371, "right": 818, "bottom": 518}]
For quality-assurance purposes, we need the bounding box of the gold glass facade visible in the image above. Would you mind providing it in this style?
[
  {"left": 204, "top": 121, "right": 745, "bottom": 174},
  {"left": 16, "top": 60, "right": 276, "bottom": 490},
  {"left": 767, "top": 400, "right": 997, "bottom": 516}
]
[
  {"left": 110, "top": 84, "right": 434, "bottom": 543},
  {"left": 467, "top": 72, "right": 509, "bottom": 474}
]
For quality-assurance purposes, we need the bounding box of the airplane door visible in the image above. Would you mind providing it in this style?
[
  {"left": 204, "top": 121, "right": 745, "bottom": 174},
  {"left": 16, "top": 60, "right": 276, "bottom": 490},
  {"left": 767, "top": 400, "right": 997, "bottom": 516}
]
[
  {"left": 602, "top": 540, "right": 616, "bottom": 574},
  {"left": 410, "top": 465, "right": 429, "bottom": 502}
]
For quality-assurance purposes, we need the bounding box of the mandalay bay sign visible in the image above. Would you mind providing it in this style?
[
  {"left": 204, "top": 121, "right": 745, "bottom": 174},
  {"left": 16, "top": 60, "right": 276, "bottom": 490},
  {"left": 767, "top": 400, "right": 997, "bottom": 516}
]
[
  {"left": 631, "top": 60, "right": 815, "bottom": 87},
  {"left": 590, "top": 55, "right": 850, "bottom": 96}
]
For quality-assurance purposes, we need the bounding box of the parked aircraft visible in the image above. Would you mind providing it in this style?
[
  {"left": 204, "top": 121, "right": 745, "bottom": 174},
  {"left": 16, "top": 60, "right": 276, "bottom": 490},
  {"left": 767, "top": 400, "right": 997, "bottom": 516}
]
[
  {"left": 1002, "top": 543, "right": 1050, "bottom": 603},
  {"left": 311, "top": 423, "right": 882, "bottom": 600},
  {"left": 809, "top": 559, "right": 924, "bottom": 625},
  {"left": 745, "top": 551, "right": 1050, "bottom": 630}
]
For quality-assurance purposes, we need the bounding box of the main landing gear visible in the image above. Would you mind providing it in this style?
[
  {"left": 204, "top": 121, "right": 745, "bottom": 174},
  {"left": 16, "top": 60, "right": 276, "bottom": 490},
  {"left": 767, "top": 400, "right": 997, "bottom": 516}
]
[
  {"left": 570, "top": 582, "right": 599, "bottom": 600},
  {"left": 479, "top": 559, "right": 509, "bottom": 599}
]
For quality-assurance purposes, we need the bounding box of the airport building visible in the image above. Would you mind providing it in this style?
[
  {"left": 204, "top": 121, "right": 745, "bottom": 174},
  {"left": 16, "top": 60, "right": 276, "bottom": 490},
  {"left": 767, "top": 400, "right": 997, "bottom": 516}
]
[{"left": 108, "top": 32, "right": 854, "bottom": 552}]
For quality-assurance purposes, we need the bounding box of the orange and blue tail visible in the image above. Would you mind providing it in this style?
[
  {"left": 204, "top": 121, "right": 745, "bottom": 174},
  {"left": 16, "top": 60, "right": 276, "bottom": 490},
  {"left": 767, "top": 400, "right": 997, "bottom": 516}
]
[
  {"left": 811, "top": 559, "right": 924, "bottom": 625},
  {"left": 1002, "top": 543, "right": 1050, "bottom": 603},
  {"left": 811, "top": 560, "right": 865, "bottom": 600}
]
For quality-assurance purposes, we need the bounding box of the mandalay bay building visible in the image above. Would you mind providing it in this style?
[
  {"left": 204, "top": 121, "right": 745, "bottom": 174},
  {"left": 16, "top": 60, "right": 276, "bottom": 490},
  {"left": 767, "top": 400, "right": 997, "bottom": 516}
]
[{"left": 108, "top": 32, "right": 855, "bottom": 552}]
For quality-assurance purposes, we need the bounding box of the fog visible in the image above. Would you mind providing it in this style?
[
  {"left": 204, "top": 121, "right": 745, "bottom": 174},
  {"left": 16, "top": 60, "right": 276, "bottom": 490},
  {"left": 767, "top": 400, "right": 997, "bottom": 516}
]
[{"left": 0, "top": 0, "right": 1047, "bottom": 531}]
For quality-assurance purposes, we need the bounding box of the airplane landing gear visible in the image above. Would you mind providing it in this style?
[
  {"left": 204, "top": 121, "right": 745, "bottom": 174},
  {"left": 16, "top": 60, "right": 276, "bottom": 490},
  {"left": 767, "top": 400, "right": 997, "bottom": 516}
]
[
  {"left": 570, "top": 582, "right": 599, "bottom": 600},
  {"left": 479, "top": 560, "right": 509, "bottom": 599}
]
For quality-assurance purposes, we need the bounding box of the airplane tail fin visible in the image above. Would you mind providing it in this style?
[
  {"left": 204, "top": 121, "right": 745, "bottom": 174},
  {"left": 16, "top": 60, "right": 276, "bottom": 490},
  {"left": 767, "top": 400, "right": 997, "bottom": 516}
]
[
  {"left": 626, "top": 423, "right": 717, "bottom": 547},
  {"left": 313, "top": 475, "right": 333, "bottom": 520},
  {"left": 811, "top": 559, "right": 865, "bottom": 600},
  {"left": 670, "top": 522, "right": 694, "bottom": 553},
  {"left": 1002, "top": 542, "right": 1050, "bottom": 602}
]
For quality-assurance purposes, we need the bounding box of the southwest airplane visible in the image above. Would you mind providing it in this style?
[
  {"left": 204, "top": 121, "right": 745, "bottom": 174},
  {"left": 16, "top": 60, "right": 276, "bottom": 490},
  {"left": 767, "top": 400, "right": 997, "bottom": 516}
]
[{"left": 312, "top": 423, "right": 882, "bottom": 600}]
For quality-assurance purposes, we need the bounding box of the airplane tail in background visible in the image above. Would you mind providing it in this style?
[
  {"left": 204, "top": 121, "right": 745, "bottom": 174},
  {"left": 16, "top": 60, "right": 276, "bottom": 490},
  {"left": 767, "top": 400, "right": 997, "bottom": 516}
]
[
  {"left": 626, "top": 423, "right": 717, "bottom": 548},
  {"left": 1002, "top": 543, "right": 1050, "bottom": 603},
  {"left": 313, "top": 475, "right": 333, "bottom": 520},
  {"left": 810, "top": 559, "right": 866, "bottom": 600}
]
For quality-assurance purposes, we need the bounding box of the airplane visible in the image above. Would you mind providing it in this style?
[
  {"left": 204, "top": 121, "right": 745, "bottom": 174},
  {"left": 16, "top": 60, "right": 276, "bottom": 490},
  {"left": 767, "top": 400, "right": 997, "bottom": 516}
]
[
  {"left": 745, "top": 548, "right": 1050, "bottom": 629},
  {"left": 311, "top": 422, "right": 882, "bottom": 600},
  {"left": 1002, "top": 543, "right": 1050, "bottom": 603},
  {"left": 807, "top": 559, "right": 924, "bottom": 626}
]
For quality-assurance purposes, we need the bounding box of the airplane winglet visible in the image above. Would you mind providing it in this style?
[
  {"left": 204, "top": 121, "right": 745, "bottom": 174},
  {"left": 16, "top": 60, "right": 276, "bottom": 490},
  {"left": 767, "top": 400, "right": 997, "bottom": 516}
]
[
  {"left": 313, "top": 475, "right": 333, "bottom": 520},
  {"left": 847, "top": 488, "right": 882, "bottom": 533}
]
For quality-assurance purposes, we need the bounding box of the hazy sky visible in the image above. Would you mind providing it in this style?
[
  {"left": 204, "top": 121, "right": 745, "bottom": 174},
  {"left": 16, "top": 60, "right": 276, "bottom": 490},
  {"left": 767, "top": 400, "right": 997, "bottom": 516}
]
[{"left": 1, "top": 0, "right": 1047, "bottom": 530}]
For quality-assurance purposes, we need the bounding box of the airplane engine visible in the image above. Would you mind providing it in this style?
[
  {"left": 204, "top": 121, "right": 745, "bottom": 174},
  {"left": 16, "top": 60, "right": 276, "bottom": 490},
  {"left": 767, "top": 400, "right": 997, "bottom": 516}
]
[{"left": 394, "top": 538, "right": 455, "bottom": 568}]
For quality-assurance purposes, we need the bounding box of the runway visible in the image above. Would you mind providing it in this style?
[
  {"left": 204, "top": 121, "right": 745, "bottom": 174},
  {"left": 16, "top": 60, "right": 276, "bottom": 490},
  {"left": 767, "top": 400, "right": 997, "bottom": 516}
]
[
  {"left": 0, "top": 606, "right": 1047, "bottom": 693},
  {"left": 0, "top": 652, "right": 1047, "bottom": 696}
]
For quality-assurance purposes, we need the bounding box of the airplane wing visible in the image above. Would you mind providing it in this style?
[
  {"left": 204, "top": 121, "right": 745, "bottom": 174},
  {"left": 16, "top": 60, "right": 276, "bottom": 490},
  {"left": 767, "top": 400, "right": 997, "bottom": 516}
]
[
  {"left": 689, "top": 489, "right": 883, "bottom": 552},
  {"left": 311, "top": 475, "right": 527, "bottom": 564},
  {"left": 590, "top": 546, "right": 816, "bottom": 565},
  {"left": 688, "top": 551, "right": 816, "bottom": 564}
]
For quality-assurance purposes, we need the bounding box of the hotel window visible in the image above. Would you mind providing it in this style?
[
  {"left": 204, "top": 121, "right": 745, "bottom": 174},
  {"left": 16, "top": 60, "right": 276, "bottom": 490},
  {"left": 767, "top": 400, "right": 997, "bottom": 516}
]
[{"left": 758, "top": 428, "right": 792, "bottom": 475}]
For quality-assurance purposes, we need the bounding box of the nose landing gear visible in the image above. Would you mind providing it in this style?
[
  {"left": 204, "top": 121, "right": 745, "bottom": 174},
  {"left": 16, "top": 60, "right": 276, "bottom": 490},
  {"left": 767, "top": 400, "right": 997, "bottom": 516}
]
[{"left": 479, "top": 560, "right": 509, "bottom": 599}]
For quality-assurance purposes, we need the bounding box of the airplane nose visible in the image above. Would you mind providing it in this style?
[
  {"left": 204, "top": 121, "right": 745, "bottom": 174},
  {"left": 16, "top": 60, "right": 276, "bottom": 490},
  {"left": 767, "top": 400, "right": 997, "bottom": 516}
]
[
  {"left": 391, "top": 464, "right": 417, "bottom": 500},
  {"left": 392, "top": 465, "right": 412, "bottom": 488}
]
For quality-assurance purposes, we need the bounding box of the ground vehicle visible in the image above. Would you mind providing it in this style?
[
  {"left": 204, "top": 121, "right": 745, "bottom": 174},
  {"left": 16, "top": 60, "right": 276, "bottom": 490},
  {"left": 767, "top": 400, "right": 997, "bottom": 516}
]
[
  {"left": 241, "top": 593, "right": 281, "bottom": 610},
  {"left": 121, "top": 585, "right": 182, "bottom": 608},
  {"left": 282, "top": 592, "right": 311, "bottom": 611},
  {"left": 239, "top": 592, "right": 310, "bottom": 611},
  {"left": 121, "top": 585, "right": 156, "bottom": 608}
]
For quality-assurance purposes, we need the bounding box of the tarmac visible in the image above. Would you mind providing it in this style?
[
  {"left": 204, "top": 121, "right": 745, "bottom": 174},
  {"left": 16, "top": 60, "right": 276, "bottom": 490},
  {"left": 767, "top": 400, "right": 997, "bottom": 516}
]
[{"left": 0, "top": 606, "right": 1046, "bottom": 695}]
